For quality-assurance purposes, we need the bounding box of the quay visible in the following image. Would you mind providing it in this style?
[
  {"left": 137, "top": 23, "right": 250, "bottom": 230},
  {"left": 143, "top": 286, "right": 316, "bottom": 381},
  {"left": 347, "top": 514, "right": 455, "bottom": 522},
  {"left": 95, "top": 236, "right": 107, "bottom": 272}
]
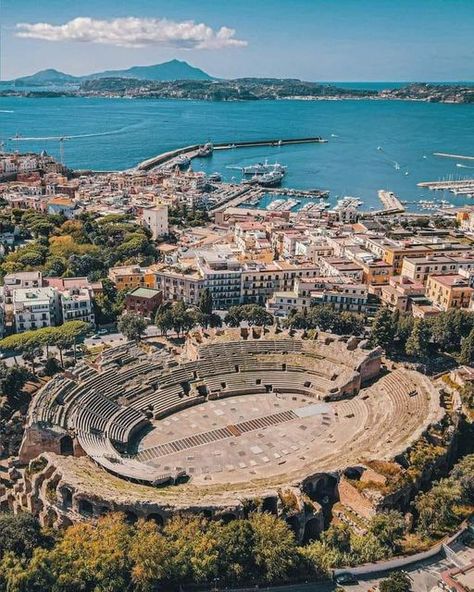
[
  {"left": 371, "top": 189, "right": 405, "bottom": 215},
  {"left": 136, "top": 136, "right": 328, "bottom": 171},
  {"left": 418, "top": 179, "right": 474, "bottom": 190}
]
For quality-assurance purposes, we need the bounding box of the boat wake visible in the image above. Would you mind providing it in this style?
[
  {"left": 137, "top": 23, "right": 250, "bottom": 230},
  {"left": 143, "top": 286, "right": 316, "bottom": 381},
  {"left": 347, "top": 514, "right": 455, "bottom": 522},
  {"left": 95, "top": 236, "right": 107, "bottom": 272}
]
[
  {"left": 457, "top": 163, "right": 474, "bottom": 169},
  {"left": 0, "top": 110, "right": 14, "bottom": 113},
  {"left": 8, "top": 122, "right": 145, "bottom": 142}
]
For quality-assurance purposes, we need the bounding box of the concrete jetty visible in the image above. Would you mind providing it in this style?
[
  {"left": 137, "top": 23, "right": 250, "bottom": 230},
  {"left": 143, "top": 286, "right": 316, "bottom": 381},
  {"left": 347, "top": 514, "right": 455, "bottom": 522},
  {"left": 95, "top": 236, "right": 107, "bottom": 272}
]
[
  {"left": 374, "top": 189, "right": 405, "bottom": 215},
  {"left": 136, "top": 136, "right": 328, "bottom": 171}
]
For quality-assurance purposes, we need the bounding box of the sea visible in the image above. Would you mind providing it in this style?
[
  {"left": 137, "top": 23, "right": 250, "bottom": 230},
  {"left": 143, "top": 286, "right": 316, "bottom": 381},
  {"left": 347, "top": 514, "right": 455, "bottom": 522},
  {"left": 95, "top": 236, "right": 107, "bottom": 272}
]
[{"left": 0, "top": 93, "right": 473, "bottom": 211}]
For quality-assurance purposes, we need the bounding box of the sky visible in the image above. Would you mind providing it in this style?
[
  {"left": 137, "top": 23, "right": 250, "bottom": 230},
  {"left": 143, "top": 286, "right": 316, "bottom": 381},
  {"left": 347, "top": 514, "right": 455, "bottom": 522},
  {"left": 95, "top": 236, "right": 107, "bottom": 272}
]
[{"left": 1, "top": 0, "right": 473, "bottom": 81}]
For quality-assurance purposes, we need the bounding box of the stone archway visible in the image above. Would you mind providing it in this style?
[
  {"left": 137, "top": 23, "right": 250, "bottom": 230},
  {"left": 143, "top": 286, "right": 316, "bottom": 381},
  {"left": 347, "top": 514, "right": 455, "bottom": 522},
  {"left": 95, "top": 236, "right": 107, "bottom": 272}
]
[
  {"left": 302, "top": 516, "right": 323, "bottom": 543},
  {"left": 147, "top": 513, "right": 164, "bottom": 527},
  {"left": 124, "top": 510, "right": 138, "bottom": 524},
  {"left": 59, "top": 435, "right": 74, "bottom": 456},
  {"left": 286, "top": 515, "right": 300, "bottom": 538},
  {"left": 78, "top": 499, "right": 94, "bottom": 517},
  {"left": 262, "top": 497, "right": 278, "bottom": 515}
]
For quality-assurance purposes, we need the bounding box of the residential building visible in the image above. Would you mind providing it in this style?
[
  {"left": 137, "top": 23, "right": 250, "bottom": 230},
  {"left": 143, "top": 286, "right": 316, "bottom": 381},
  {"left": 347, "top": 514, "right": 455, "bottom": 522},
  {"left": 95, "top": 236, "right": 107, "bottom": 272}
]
[
  {"left": 108, "top": 266, "right": 153, "bottom": 291},
  {"left": 319, "top": 257, "right": 365, "bottom": 282},
  {"left": 47, "top": 196, "right": 76, "bottom": 219},
  {"left": 13, "top": 287, "right": 59, "bottom": 332},
  {"left": 426, "top": 274, "right": 474, "bottom": 311},
  {"left": 141, "top": 204, "right": 169, "bottom": 240},
  {"left": 380, "top": 276, "right": 426, "bottom": 312},
  {"left": 401, "top": 254, "right": 474, "bottom": 284},
  {"left": 3, "top": 271, "right": 43, "bottom": 303},
  {"left": 125, "top": 287, "right": 163, "bottom": 318},
  {"left": 60, "top": 288, "right": 95, "bottom": 325}
]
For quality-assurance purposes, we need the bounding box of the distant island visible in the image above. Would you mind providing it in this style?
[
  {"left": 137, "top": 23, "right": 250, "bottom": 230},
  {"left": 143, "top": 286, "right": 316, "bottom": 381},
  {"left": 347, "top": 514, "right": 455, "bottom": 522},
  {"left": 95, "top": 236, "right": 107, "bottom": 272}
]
[
  {"left": 1, "top": 60, "right": 473, "bottom": 103},
  {"left": 2, "top": 80, "right": 473, "bottom": 104},
  {"left": 0, "top": 59, "right": 214, "bottom": 86}
]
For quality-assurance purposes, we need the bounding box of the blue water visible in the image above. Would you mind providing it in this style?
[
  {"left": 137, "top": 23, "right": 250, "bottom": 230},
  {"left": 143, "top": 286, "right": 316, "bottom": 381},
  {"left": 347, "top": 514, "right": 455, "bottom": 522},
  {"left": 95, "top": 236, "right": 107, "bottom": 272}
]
[{"left": 0, "top": 95, "right": 473, "bottom": 210}]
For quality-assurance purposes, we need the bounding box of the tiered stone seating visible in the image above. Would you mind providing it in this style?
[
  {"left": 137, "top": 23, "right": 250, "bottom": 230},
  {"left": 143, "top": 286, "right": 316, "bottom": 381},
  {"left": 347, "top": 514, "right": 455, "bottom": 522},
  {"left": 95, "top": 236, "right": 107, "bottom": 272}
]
[{"left": 26, "top": 335, "right": 386, "bottom": 486}]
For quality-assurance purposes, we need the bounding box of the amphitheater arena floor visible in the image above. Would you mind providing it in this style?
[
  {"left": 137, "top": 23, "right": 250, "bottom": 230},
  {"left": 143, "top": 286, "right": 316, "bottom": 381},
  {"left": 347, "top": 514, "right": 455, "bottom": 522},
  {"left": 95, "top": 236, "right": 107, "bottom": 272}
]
[{"left": 132, "top": 369, "right": 441, "bottom": 487}]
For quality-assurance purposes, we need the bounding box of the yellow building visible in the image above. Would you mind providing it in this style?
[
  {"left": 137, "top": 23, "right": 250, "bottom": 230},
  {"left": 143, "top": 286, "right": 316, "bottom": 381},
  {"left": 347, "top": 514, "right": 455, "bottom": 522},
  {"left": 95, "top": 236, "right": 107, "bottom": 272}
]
[
  {"left": 426, "top": 274, "right": 474, "bottom": 311},
  {"left": 108, "top": 265, "right": 152, "bottom": 291}
]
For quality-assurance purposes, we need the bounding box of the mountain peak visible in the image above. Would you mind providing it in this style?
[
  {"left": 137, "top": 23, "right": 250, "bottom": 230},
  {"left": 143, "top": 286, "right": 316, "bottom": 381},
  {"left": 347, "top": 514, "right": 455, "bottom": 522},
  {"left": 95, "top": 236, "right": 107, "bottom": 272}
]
[{"left": 10, "top": 60, "right": 214, "bottom": 86}]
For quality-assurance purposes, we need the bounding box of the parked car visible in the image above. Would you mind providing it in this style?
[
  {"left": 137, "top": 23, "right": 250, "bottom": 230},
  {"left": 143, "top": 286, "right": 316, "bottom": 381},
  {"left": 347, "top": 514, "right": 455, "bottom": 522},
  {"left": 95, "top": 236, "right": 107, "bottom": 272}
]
[{"left": 335, "top": 573, "right": 358, "bottom": 585}]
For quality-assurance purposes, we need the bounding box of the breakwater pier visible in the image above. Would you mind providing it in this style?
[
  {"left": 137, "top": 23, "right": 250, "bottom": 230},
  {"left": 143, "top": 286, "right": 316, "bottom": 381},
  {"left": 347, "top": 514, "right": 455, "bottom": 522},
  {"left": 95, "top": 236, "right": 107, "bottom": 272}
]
[
  {"left": 371, "top": 189, "right": 405, "bottom": 215},
  {"left": 136, "top": 137, "right": 327, "bottom": 171}
]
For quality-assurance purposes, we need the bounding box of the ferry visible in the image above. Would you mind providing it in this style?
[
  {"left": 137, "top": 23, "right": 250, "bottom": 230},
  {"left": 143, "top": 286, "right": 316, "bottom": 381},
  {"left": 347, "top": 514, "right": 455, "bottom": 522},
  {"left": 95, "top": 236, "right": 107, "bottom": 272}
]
[
  {"left": 243, "top": 160, "right": 287, "bottom": 176},
  {"left": 256, "top": 170, "right": 284, "bottom": 188}
]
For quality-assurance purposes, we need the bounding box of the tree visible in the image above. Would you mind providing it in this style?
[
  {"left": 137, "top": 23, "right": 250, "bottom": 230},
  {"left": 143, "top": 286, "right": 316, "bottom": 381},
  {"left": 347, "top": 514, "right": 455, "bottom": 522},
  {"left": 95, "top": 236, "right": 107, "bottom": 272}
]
[
  {"left": 249, "top": 513, "right": 298, "bottom": 584},
  {"left": 224, "top": 305, "right": 273, "bottom": 329},
  {"left": 460, "top": 327, "right": 474, "bottom": 365},
  {"left": 369, "top": 510, "right": 406, "bottom": 553},
  {"left": 22, "top": 343, "right": 43, "bottom": 376},
  {"left": 369, "top": 308, "right": 396, "bottom": 351},
  {"left": 331, "top": 310, "right": 365, "bottom": 336},
  {"left": 118, "top": 313, "right": 147, "bottom": 342},
  {"left": 405, "top": 319, "right": 431, "bottom": 360},
  {"left": 379, "top": 571, "right": 412, "bottom": 592},
  {"left": 0, "top": 513, "right": 45, "bottom": 560},
  {"left": 216, "top": 520, "right": 256, "bottom": 585},
  {"left": 449, "top": 454, "right": 474, "bottom": 504},
  {"left": 155, "top": 306, "right": 174, "bottom": 336},
  {"left": 0, "top": 363, "right": 29, "bottom": 402},
  {"left": 198, "top": 288, "right": 214, "bottom": 317},
  {"left": 415, "top": 478, "right": 462, "bottom": 537}
]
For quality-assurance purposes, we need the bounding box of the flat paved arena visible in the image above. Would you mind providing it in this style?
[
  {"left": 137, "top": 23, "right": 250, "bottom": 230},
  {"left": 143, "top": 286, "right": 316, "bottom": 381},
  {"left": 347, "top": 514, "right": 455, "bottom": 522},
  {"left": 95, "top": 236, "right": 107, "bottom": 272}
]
[{"left": 134, "top": 368, "right": 442, "bottom": 486}]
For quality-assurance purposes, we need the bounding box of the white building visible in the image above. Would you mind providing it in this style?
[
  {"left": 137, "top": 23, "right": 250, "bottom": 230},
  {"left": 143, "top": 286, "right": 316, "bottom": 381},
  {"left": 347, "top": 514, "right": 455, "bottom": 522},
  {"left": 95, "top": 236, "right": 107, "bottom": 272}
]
[
  {"left": 3, "top": 271, "right": 43, "bottom": 303},
  {"left": 141, "top": 205, "right": 168, "bottom": 240},
  {"left": 60, "top": 288, "right": 95, "bottom": 325},
  {"left": 13, "top": 287, "right": 60, "bottom": 332}
]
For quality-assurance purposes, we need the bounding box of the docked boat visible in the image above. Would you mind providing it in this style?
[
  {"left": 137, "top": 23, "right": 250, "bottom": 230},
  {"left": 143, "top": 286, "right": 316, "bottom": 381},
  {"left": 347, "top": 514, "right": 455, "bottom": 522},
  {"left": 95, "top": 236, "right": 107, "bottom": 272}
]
[
  {"left": 175, "top": 154, "right": 191, "bottom": 170},
  {"left": 243, "top": 160, "right": 287, "bottom": 176},
  {"left": 208, "top": 172, "right": 221, "bottom": 182},
  {"left": 198, "top": 142, "right": 213, "bottom": 157},
  {"left": 256, "top": 170, "right": 284, "bottom": 187}
]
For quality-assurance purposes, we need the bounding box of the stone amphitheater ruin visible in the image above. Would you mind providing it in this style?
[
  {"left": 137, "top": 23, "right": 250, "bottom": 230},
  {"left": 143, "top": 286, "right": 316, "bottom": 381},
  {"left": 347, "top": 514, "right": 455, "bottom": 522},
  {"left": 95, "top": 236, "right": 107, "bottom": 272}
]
[{"left": 3, "top": 328, "right": 451, "bottom": 541}]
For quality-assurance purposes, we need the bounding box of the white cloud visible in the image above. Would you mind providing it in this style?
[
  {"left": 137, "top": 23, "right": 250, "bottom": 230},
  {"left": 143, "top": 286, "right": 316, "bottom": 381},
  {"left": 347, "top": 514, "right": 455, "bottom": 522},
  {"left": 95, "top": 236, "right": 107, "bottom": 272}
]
[{"left": 15, "top": 16, "right": 247, "bottom": 50}]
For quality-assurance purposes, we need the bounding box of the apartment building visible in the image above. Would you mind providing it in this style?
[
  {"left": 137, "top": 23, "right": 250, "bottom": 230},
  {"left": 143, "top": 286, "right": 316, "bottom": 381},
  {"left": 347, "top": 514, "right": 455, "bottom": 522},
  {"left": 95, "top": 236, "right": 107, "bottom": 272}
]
[
  {"left": 241, "top": 261, "right": 321, "bottom": 305},
  {"left": 380, "top": 276, "right": 426, "bottom": 312},
  {"left": 3, "top": 271, "right": 43, "bottom": 303},
  {"left": 60, "top": 288, "right": 95, "bottom": 325},
  {"left": 266, "top": 277, "right": 370, "bottom": 316},
  {"left": 319, "top": 257, "right": 365, "bottom": 282},
  {"left": 401, "top": 254, "right": 474, "bottom": 284},
  {"left": 108, "top": 266, "right": 154, "bottom": 291},
  {"left": 426, "top": 274, "right": 474, "bottom": 312},
  {"left": 13, "top": 287, "right": 60, "bottom": 332},
  {"left": 141, "top": 204, "right": 169, "bottom": 240}
]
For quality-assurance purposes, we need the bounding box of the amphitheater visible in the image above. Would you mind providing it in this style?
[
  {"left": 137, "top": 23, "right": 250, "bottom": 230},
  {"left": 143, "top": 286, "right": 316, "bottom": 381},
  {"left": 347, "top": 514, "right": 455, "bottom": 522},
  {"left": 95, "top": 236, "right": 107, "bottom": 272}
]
[{"left": 5, "top": 328, "right": 445, "bottom": 539}]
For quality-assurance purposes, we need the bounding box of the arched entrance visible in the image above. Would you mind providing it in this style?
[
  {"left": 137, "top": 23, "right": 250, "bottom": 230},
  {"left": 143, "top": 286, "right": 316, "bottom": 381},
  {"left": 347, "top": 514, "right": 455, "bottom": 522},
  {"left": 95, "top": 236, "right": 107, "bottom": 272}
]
[{"left": 59, "top": 435, "right": 74, "bottom": 456}]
